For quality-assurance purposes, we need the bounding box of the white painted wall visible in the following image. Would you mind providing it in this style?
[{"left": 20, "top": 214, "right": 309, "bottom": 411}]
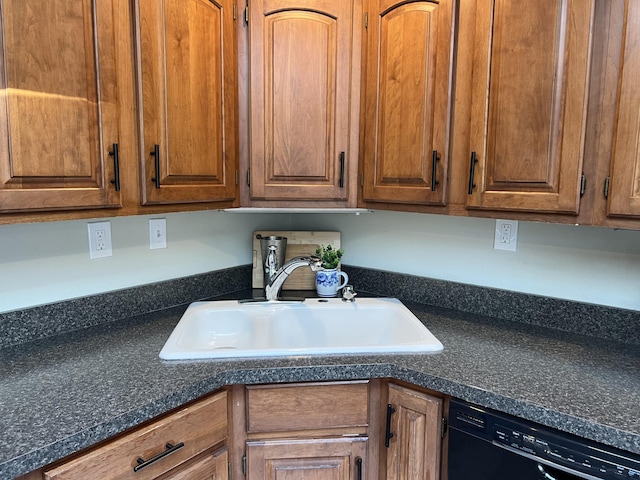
[
  {"left": 1, "top": 210, "right": 639, "bottom": 313},
  {"left": 0, "top": 211, "right": 291, "bottom": 313},
  {"left": 296, "top": 212, "right": 640, "bottom": 310}
]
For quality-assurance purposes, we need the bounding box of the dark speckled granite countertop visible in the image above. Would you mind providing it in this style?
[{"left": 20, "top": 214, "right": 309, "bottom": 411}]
[{"left": 1, "top": 292, "right": 639, "bottom": 479}]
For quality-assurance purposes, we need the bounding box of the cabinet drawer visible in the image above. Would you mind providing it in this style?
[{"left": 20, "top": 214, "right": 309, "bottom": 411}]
[
  {"left": 44, "top": 390, "right": 227, "bottom": 480},
  {"left": 246, "top": 381, "right": 369, "bottom": 433}
]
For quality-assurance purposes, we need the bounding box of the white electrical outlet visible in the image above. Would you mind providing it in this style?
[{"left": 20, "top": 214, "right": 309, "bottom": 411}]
[
  {"left": 149, "top": 218, "right": 167, "bottom": 249},
  {"left": 494, "top": 219, "right": 518, "bottom": 251},
  {"left": 87, "top": 221, "right": 113, "bottom": 258}
]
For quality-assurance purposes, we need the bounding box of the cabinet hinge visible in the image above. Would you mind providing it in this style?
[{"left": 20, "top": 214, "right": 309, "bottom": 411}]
[
  {"left": 245, "top": 6, "right": 249, "bottom": 24},
  {"left": 242, "top": 453, "right": 247, "bottom": 476},
  {"left": 441, "top": 415, "right": 448, "bottom": 438},
  {"left": 360, "top": 171, "right": 364, "bottom": 187},
  {"left": 246, "top": 168, "right": 251, "bottom": 186},
  {"left": 233, "top": 3, "right": 236, "bottom": 20},
  {"left": 229, "top": 461, "right": 232, "bottom": 480},
  {"left": 364, "top": 12, "right": 368, "bottom": 29},
  {"left": 580, "top": 173, "right": 587, "bottom": 197},
  {"left": 604, "top": 176, "right": 610, "bottom": 199}
]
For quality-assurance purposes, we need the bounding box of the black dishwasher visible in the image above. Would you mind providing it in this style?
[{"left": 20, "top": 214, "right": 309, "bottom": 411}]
[{"left": 448, "top": 399, "right": 640, "bottom": 480}]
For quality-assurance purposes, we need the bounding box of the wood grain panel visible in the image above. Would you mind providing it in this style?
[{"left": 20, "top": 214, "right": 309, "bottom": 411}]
[
  {"left": 385, "top": 383, "right": 442, "bottom": 480},
  {"left": 44, "top": 391, "right": 227, "bottom": 480},
  {"left": 270, "top": 12, "right": 333, "bottom": 179},
  {"left": 246, "top": 381, "right": 369, "bottom": 434},
  {"left": 0, "top": 0, "right": 121, "bottom": 212},
  {"left": 467, "top": 0, "right": 594, "bottom": 213},
  {"left": 249, "top": 0, "right": 354, "bottom": 201},
  {"left": 488, "top": 1, "right": 560, "bottom": 184},
  {"left": 156, "top": 447, "right": 228, "bottom": 480},
  {"left": 165, "top": 0, "right": 223, "bottom": 178},
  {"left": 607, "top": 0, "right": 640, "bottom": 218},
  {"left": 5, "top": 0, "right": 93, "bottom": 178},
  {"left": 362, "top": 0, "right": 454, "bottom": 205},
  {"left": 247, "top": 437, "right": 367, "bottom": 480},
  {"left": 136, "top": 0, "right": 237, "bottom": 204}
]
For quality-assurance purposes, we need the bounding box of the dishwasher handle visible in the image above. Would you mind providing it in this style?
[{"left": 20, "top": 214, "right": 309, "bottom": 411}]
[{"left": 537, "top": 463, "right": 583, "bottom": 480}]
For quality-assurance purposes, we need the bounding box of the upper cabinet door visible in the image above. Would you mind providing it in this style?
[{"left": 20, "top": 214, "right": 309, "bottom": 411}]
[
  {"left": 607, "top": 0, "right": 640, "bottom": 218},
  {"left": 362, "top": 0, "right": 454, "bottom": 206},
  {"left": 466, "top": 0, "right": 594, "bottom": 214},
  {"left": 248, "top": 0, "right": 357, "bottom": 203},
  {"left": 135, "top": 0, "right": 237, "bottom": 205},
  {"left": 0, "top": 0, "right": 121, "bottom": 213}
]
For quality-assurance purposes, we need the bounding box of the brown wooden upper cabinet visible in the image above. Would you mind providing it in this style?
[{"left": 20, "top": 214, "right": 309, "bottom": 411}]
[
  {"left": 134, "top": 0, "right": 238, "bottom": 205},
  {"left": 361, "top": 0, "right": 454, "bottom": 206},
  {"left": 247, "top": 0, "right": 360, "bottom": 205},
  {"left": 466, "top": 0, "right": 595, "bottom": 214},
  {"left": 0, "top": 0, "right": 122, "bottom": 213},
  {"left": 607, "top": 0, "right": 640, "bottom": 219}
]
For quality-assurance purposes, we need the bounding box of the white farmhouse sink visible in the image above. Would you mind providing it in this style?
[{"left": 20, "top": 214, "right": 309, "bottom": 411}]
[{"left": 159, "top": 298, "right": 443, "bottom": 360}]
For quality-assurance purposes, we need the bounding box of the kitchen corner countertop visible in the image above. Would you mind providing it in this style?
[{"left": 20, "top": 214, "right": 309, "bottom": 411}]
[{"left": 1, "top": 298, "right": 639, "bottom": 478}]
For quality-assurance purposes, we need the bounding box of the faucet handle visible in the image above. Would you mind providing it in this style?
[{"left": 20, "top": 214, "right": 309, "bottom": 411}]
[{"left": 342, "top": 284, "right": 357, "bottom": 302}]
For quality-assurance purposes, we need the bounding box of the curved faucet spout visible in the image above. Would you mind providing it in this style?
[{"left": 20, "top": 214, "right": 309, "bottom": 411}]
[{"left": 265, "top": 255, "right": 323, "bottom": 300}]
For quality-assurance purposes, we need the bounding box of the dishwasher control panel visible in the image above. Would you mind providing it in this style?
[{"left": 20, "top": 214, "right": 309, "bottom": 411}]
[
  {"left": 448, "top": 398, "right": 640, "bottom": 480},
  {"left": 494, "top": 423, "right": 640, "bottom": 479}
]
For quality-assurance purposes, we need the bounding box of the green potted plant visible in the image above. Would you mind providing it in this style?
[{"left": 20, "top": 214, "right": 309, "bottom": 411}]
[
  {"left": 314, "top": 245, "right": 348, "bottom": 297},
  {"left": 315, "top": 244, "right": 344, "bottom": 269}
]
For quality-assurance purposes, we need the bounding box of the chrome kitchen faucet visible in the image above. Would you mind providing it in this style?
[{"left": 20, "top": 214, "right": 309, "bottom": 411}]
[{"left": 265, "top": 256, "right": 323, "bottom": 301}]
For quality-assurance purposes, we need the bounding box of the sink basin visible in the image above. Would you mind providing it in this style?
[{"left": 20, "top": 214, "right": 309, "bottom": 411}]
[{"left": 160, "top": 298, "right": 443, "bottom": 360}]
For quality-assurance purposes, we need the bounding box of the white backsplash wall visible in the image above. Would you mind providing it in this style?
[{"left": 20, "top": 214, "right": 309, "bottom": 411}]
[
  {"left": 0, "top": 210, "right": 639, "bottom": 313},
  {"left": 0, "top": 211, "right": 292, "bottom": 313},
  {"left": 296, "top": 211, "right": 640, "bottom": 311}
]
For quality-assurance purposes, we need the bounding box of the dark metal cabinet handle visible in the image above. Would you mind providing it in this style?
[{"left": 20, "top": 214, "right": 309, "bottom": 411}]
[
  {"left": 133, "top": 442, "right": 185, "bottom": 472},
  {"left": 150, "top": 144, "right": 160, "bottom": 189},
  {"left": 431, "top": 150, "right": 439, "bottom": 191},
  {"left": 339, "top": 151, "right": 346, "bottom": 188},
  {"left": 385, "top": 403, "right": 396, "bottom": 448},
  {"left": 356, "top": 457, "right": 363, "bottom": 480},
  {"left": 468, "top": 151, "right": 478, "bottom": 194},
  {"left": 108, "top": 143, "right": 121, "bottom": 192}
]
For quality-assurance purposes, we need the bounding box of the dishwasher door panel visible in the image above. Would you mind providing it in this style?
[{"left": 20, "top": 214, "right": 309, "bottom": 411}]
[{"left": 448, "top": 427, "right": 544, "bottom": 480}]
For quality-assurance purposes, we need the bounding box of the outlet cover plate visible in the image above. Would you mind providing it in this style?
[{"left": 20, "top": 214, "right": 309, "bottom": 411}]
[
  {"left": 494, "top": 219, "right": 518, "bottom": 251},
  {"left": 149, "top": 218, "right": 167, "bottom": 249},
  {"left": 88, "top": 221, "right": 113, "bottom": 258}
]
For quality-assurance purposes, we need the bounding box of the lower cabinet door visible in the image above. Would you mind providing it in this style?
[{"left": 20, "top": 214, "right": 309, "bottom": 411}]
[
  {"left": 246, "top": 437, "right": 367, "bottom": 480},
  {"left": 157, "top": 448, "right": 228, "bottom": 480},
  {"left": 385, "top": 383, "right": 443, "bottom": 480}
]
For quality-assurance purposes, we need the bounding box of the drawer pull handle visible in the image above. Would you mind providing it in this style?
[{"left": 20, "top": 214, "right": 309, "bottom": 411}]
[
  {"left": 133, "top": 442, "right": 185, "bottom": 472},
  {"left": 356, "top": 457, "right": 363, "bottom": 480}
]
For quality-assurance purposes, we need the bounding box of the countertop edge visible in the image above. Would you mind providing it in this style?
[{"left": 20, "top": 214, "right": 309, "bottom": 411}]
[{"left": 3, "top": 359, "right": 639, "bottom": 479}]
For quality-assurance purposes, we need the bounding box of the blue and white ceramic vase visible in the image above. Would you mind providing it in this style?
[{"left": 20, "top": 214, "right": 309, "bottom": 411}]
[{"left": 315, "top": 268, "right": 349, "bottom": 297}]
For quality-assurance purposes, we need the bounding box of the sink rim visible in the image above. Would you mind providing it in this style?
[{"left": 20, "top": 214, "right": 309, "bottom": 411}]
[{"left": 159, "top": 297, "right": 443, "bottom": 360}]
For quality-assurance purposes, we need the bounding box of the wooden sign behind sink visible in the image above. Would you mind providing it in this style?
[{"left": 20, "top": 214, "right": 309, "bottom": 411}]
[{"left": 252, "top": 231, "right": 341, "bottom": 290}]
